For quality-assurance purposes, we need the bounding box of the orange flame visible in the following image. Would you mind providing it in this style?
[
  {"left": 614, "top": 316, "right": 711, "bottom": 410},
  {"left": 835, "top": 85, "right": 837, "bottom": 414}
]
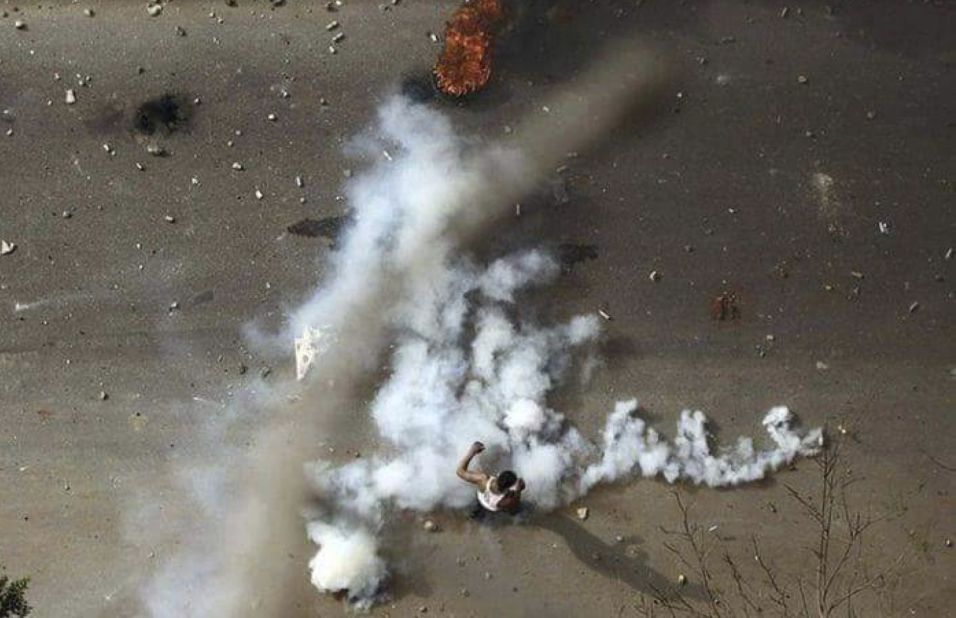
[{"left": 434, "top": 0, "right": 505, "bottom": 97}]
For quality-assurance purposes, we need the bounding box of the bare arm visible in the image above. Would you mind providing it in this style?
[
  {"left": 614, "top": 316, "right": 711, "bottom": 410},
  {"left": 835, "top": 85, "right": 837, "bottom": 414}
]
[{"left": 456, "top": 442, "right": 489, "bottom": 487}]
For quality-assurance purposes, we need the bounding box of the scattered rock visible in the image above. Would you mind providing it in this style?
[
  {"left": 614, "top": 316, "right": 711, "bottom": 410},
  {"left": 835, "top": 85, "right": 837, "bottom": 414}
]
[
  {"left": 294, "top": 175, "right": 304, "bottom": 188},
  {"left": 255, "top": 188, "right": 264, "bottom": 200},
  {"left": 164, "top": 215, "right": 176, "bottom": 223},
  {"left": 175, "top": 25, "right": 186, "bottom": 37},
  {"left": 84, "top": 8, "right": 95, "bottom": 17},
  {"left": 797, "top": 75, "right": 809, "bottom": 84},
  {"left": 597, "top": 309, "right": 612, "bottom": 321},
  {"left": 815, "top": 361, "right": 829, "bottom": 370},
  {"left": 908, "top": 301, "right": 920, "bottom": 314},
  {"left": 648, "top": 270, "right": 662, "bottom": 282},
  {"left": 98, "top": 391, "right": 109, "bottom": 401},
  {"left": 147, "top": 4, "right": 163, "bottom": 17},
  {"left": 423, "top": 519, "right": 438, "bottom": 532},
  {"left": 677, "top": 573, "right": 687, "bottom": 586},
  {"left": 267, "top": 113, "right": 278, "bottom": 122},
  {"left": 232, "top": 162, "right": 244, "bottom": 171},
  {"left": 65, "top": 89, "right": 77, "bottom": 105},
  {"left": 576, "top": 506, "right": 589, "bottom": 521},
  {"left": 0, "top": 240, "right": 16, "bottom": 256},
  {"left": 14, "top": 19, "right": 26, "bottom": 30}
]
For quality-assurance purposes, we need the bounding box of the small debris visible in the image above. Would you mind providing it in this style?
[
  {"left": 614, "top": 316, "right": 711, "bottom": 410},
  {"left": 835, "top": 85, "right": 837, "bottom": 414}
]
[
  {"left": 1, "top": 240, "right": 16, "bottom": 256},
  {"left": 169, "top": 301, "right": 179, "bottom": 311},
  {"left": 597, "top": 309, "right": 612, "bottom": 321},
  {"left": 423, "top": 519, "right": 438, "bottom": 532},
  {"left": 147, "top": 3, "right": 163, "bottom": 17},
  {"left": 164, "top": 215, "right": 176, "bottom": 223},
  {"left": 231, "top": 162, "right": 244, "bottom": 171},
  {"left": 711, "top": 291, "right": 741, "bottom": 321},
  {"left": 815, "top": 361, "right": 829, "bottom": 370},
  {"left": 428, "top": 31, "right": 439, "bottom": 43},
  {"left": 175, "top": 26, "right": 187, "bottom": 37},
  {"left": 780, "top": 7, "right": 789, "bottom": 18},
  {"left": 677, "top": 573, "right": 687, "bottom": 586},
  {"left": 946, "top": 538, "right": 952, "bottom": 548},
  {"left": 878, "top": 221, "right": 890, "bottom": 234},
  {"left": 14, "top": 19, "right": 26, "bottom": 30},
  {"left": 294, "top": 175, "right": 304, "bottom": 188},
  {"left": 255, "top": 188, "right": 264, "bottom": 200},
  {"left": 850, "top": 271, "right": 864, "bottom": 280},
  {"left": 866, "top": 110, "right": 877, "bottom": 120},
  {"left": 98, "top": 391, "right": 109, "bottom": 401},
  {"left": 576, "top": 506, "right": 589, "bottom": 521},
  {"left": 648, "top": 270, "right": 662, "bottom": 282},
  {"left": 84, "top": 8, "right": 95, "bottom": 17},
  {"left": 325, "top": 20, "right": 339, "bottom": 31},
  {"left": 797, "top": 75, "right": 809, "bottom": 84},
  {"left": 146, "top": 144, "right": 166, "bottom": 157},
  {"left": 908, "top": 301, "right": 920, "bottom": 314},
  {"left": 267, "top": 112, "right": 278, "bottom": 121},
  {"left": 66, "top": 89, "right": 77, "bottom": 105},
  {"left": 945, "top": 247, "right": 953, "bottom": 261}
]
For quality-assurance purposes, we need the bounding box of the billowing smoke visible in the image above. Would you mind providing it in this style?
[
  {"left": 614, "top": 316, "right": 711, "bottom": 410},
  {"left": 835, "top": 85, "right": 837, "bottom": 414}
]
[
  {"left": 299, "top": 100, "right": 822, "bottom": 605},
  {"left": 139, "top": 43, "right": 822, "bottom": 617}
]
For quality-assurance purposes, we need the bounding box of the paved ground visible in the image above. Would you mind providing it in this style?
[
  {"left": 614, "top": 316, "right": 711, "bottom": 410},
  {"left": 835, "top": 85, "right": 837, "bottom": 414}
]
[{"left": 1, "top": 1, "right": 953, "bottom": 616}]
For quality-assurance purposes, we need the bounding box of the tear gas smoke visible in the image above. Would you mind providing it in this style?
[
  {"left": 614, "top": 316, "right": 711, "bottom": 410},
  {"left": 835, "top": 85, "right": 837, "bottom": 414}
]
[
  {"left": 143, "top": 42, "right": 820, "bottom": 617},
  {"left": 303, "top": 249, "right": 822, "bottom": 605}
]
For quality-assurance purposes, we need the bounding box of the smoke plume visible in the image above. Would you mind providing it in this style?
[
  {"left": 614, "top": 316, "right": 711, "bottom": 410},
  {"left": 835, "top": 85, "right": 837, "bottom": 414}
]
[{"left": 140, "top": 41, "right": 823, "bottom": 616}]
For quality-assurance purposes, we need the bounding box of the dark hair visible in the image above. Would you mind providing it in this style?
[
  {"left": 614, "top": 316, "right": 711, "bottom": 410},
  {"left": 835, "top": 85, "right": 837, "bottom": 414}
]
[{"left": 497, "top": 470, "right": 518, "bottom": 491}]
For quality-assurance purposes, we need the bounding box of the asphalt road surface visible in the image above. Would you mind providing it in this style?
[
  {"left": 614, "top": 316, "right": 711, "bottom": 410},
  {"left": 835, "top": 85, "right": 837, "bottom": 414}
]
[{"left": 1, "top": 1, "right": 953, "bottom": 616}]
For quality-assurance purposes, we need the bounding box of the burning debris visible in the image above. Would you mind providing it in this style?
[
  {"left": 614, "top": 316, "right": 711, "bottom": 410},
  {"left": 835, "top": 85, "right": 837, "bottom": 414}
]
[{"left": 434, "top": 0, "right": 505, "bottom": 96}]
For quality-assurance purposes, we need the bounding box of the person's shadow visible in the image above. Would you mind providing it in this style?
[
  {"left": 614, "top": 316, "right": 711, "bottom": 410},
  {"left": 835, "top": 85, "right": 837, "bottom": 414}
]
[{"left": 530, "top": 513, "right": 708, "bottom": 605}]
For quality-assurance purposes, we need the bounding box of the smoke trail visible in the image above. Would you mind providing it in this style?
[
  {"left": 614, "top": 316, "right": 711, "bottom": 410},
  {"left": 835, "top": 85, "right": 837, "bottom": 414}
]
[
  {"left": 177, "top": 41, "right": 670, "bottom": 618},
  {"left": 303, "top": 249, "right": 822, "bottom": 605}
]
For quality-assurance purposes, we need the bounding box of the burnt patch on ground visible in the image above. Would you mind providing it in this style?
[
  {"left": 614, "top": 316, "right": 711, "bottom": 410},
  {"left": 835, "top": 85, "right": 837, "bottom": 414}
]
[
  {"left": 134, "top": 94, "right": 191, "bottom": 135},
  {"left": 557, "top": 243, "right": 598, "bottom": 272},
  {"left": 287, "top": 216, "right": 349, "bottom": 246}
]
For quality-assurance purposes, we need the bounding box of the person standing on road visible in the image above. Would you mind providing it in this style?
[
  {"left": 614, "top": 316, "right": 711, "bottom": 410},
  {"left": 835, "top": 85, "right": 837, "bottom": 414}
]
[{"left": 456, "top": 441, "right": 525, "bottom": 515}]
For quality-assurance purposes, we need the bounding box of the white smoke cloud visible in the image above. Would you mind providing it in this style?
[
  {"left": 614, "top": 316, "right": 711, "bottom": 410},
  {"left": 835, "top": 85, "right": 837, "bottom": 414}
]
[
  {"left": 142, "top": 42, "right": 680, "bottom": 617},
  {"left": 303, "top": 247, "right": 823, "bottom": 604},
  {"left": 285, "top": 94, "right": 823, "bottom": 606}
]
